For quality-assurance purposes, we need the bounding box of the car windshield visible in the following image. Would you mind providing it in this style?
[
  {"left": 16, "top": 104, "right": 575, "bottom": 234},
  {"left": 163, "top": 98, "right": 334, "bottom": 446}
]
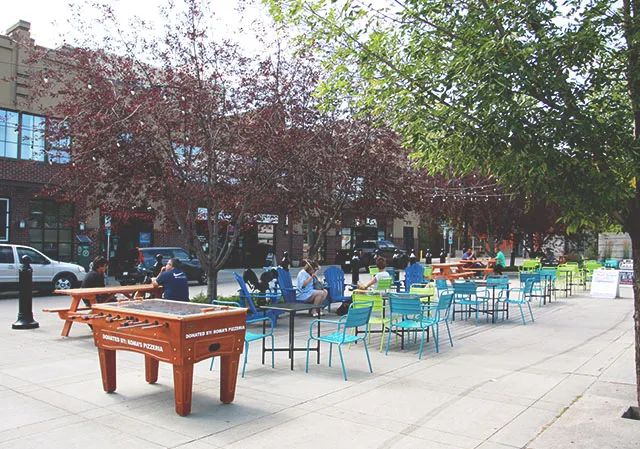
[{"left": 172, "top": 249, "right": 190, "bottom": 259}]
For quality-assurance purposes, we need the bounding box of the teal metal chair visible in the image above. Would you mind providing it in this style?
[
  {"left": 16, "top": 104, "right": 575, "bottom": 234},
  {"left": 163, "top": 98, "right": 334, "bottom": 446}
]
[
  {"left": 385, "top": 292, "right": 454, "bottom": 358},
  {"left": 518, "top": 272, "right": 544, "bottom": 306},
  {"left": 452, "top": 280, "right": 488, "bottom": 325},
  {"left": 305, "top": 301, "right": 374, "bottom": 381},
  {"left": 209, "top": 301, "right": 275, "bottom": 377},
  {"left": 501, "top": 278, "right": 536, "bottom": 325}
]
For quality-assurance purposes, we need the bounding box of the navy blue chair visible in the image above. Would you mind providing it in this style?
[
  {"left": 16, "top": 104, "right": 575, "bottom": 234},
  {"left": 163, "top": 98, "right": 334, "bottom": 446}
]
[{"left": 233, "top": 272, "right": 282, "bottom": 325}]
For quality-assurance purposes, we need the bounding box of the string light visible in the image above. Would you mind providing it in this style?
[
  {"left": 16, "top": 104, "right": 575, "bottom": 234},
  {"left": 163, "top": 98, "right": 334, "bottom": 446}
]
[
  {"left": 87, "top": 81, "right": 93, "bottom": 89},
  {"left": 43, "top": 75, "right": 49, "bottom": 83}
]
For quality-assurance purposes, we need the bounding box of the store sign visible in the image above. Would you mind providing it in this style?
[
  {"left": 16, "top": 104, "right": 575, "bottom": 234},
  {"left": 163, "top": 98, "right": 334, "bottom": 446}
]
[
  {"left": 139, "top": 232, "right": 151, "bottom": 246},
  {"left": 619, "top": 259, "right": 634, "bottom": 286},
  {"left": 257, "top": 214, "right": 279, "bottom": 224},
  {"left": 590, "top": 269, "right": 620, "bottom": 299}
]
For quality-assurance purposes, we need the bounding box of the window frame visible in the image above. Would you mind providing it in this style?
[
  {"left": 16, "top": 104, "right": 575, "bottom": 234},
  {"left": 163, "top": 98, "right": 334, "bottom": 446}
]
[{"left": 0, "top": 198, "right": 9, "bottom": 242}]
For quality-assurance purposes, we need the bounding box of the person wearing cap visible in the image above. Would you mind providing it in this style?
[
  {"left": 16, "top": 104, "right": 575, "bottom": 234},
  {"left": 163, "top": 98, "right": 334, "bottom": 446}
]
[{"left": 151, "top": 254, "right": 164, "bottom": 277}]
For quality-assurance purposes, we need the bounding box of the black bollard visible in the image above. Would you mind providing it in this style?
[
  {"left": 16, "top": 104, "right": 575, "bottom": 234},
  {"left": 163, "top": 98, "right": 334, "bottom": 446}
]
[
  {"left": 425, "top": 248, "right": 432, "bottom": 265},
  {"left": 351, "top": 250, "right": 360, "bottom": 286},
  {"left": 439, "top": 249, "right": 446, "bottom": 263},
  {"left": 409, "top": 249, "right": 417, "bottom": 265},
  {"left": 12, "top": 255, "right": 39, "bottom": 330},
  {"left": 280, "top": 251, "right": 291, "bottom": 272}
]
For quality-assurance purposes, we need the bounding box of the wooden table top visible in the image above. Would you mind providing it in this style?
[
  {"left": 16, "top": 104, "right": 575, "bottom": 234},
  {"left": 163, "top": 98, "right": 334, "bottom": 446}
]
[{"left": 54, "top": 284, "right": 161, "bottom": 296}]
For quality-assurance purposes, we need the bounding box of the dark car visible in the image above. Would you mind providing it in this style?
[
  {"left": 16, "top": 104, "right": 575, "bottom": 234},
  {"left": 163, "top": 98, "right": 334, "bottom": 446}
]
[
  {"left": 116, "top": 247, "right": 207, "bottom": 286},
  {"left": 335, "top": 240, "right": 409, "bottom": 272}
]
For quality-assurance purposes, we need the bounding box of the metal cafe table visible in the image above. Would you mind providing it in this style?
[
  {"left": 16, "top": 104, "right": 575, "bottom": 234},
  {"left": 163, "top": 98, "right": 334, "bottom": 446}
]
[{"left": 260, "top": 302, "right": 321, "bottom": 370}]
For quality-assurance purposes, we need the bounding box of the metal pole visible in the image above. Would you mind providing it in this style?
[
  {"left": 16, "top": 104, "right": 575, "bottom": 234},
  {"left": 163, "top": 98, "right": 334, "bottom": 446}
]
[{"left": 106, "top": 229, "right": 111, "bottom": 286}]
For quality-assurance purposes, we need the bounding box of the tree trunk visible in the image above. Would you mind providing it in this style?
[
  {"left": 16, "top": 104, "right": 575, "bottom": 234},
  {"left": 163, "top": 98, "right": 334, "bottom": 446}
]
[
  {"left": 207, "top": 267, "right": 219, "bottom": 301},
  {"left": 631, "top": 232, "right": 640, "bottom": 407}
]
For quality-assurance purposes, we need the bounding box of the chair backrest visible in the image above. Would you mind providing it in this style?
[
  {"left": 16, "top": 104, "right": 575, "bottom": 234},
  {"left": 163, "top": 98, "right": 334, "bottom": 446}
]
[
  {"left": 452, "top": 280, "right": 477, "bottom": 296},
  {"left": 424, "top": 265, "right": 433, "bottom": 278},
  {"left": 352, "top": 290, "right": 383, "bottom": 312},
  {"left": 388, "top": 292, "right": 423, "bottom": 316},
  {"left": 520, "top": 278, "right": 536, "bottom": 299},
  {"left": 409, "top": 283, "right": 435, "bottom": 298},
  {"left": 486, "top": 274, "right": 509, "bottom": 290},
  {"left": 519, "top": 272, "right": 541, "bottom": 286},
  {"left": 276, "top": 267, "right": 296, "bottom": 302},
  {"left": 538, "top": 268, "right": 557, "bottom": 281},
  {"left": 435, "top": 292, "right": 454, "bottom": 320},
  {"left": 435, "top": 277, "right": 449, "bottom": 293},
  {"left": 404, "top": 263, "right": 424, "bottom": 292},
  {"left": 584, "top": 261, "right": 603, "bottom": 272},
  {"left": 520, "top": 259, "right": 541, "bottom": 272},
  {"left": 375, "top": 277, "right": 393, "bottom": 292},
  {"left": 233, "top": 272, "right": 259, "bottom": 314},
  {"left": 324, "top": 266, "right": 347, "bottom": 300},
  {"left": 604, "top": 258, "right": 619, "bottom": 269},
  {"left": 344, "top": 301, "right": 373, "bottom": 330},
  {"left": 368, "top": 265, "right": 379, "bottom": 276}
]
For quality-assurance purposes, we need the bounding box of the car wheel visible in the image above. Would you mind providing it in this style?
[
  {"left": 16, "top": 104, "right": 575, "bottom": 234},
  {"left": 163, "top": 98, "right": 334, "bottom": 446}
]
[
  {"left": 53, "top": 274, "right": 76, "bottom": 291},
  {"left": 197, "top": 270, "right": 207, "bottom": 285}
]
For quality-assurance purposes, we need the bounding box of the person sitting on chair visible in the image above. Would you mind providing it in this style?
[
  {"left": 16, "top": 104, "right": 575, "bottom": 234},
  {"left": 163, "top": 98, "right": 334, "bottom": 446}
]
[
  {"left": 153, "top": 257, "right": 189, "bottom": 302},
  {"left": 357, "top": 256, "right": 391, "bottom": 290},
  {"left": 296, "top": 259, "right": 328, "bottom": 317},
  {"left": 494, "top": 250, "right": 506, "bottom": 275}
]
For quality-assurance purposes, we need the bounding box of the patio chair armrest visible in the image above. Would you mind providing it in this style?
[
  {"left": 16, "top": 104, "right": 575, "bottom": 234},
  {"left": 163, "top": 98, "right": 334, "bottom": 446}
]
[
  {"left": 308, "top": 317, "right": 343, "bottom": 335},
  {"left": 247, "top": 316, "right": 274, "bottom": 333}
]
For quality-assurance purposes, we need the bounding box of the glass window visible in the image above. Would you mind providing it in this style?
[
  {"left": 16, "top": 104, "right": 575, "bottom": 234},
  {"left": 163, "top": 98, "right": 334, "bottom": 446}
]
[
  {"left": 16, "top": 247, "right": 48, "bottom": 265},
  {"left": 0, "top": 246, "right": 14, "bottom": 263},
  {"left": 28, "top": 199, "right": 73, "bottom": 262},
  {"left": 0, "top": 198, "right": 8, "bottom": 242},
  {"left": 172, "top": 249, "right": 190, "bottom": 259}
]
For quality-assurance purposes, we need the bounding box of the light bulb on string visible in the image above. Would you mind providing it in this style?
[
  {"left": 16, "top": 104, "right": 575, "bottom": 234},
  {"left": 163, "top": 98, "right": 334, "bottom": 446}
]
[
  {"left": 92, "top": 156, "right": 97, "bottom": 161},
  {"left": 116, "top": 141, "right": 120, "bottom": 148},
  {"left": 131, "top": 89, "right": 136, "bottom": 96},
  {"left": 43, "top": 75, "right": 49, "bottom": 83},
  {"left": 139, "top": 120, "right": 144, "bottom": 126},
  {"left": 181, "top": 95, "right": 185, "bottom": 101},
  {"left": 163, "top": 92, "right": 167, "bottom": 101},
  {"left": 87, "top": 81, "right": 93, "bottom": 89}
]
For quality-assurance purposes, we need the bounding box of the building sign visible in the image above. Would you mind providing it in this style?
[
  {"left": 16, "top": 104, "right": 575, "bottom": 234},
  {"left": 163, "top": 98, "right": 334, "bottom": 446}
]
[
  {"left": 257, "top": 214, "right": 279, "bottom": 224},
  {"left": 590, "top": 268, "right": 620, "bottom": 299},
  {"left": 139, "top": 232, "right": 151, "bottom": 246}
]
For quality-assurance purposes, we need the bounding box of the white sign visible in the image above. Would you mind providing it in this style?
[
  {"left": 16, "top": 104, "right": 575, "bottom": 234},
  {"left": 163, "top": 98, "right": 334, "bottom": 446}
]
[
  {"left": 104, "top": 215, "right": 112, "bottom": 229},
  {"left": 619, "top": 259, "right": 633, "bottom": 271},
  {"left": 590, "top": 268, "right": 620, "bottom": 299}
]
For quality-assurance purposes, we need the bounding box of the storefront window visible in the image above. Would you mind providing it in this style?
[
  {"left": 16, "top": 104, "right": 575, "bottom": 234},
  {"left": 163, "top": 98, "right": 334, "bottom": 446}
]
[{"left": 29, "top": 200, "right": 74, "bottom": 261}]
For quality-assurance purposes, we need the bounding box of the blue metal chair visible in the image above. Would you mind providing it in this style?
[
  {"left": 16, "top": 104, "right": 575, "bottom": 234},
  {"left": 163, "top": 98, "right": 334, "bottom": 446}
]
[
  {"left": 519, "top": 272, "right": 544, "bottom": 305},
  {"left": 323, "top": 266, "right": 351, "bottom": 312},
  {"left": 208, "top": 301, "right": 275, "bottom": 377},
  {"left": 502, "top": 278, "right": 535, "bottom": 324},
  {"left": 233, "top": 272, "right": 282, "bottom": 325},
  {"left": 276, "top": 267, "right": 300, "bottom": 303},
  {"left": 305, "top": 301, "right": 374, "bottom": 381},
  {"left": 403, "top": 263, "right": 424, "bottom": 292},
  {"left": 385, "top": 292, "right": 454, "bottom": 359}
]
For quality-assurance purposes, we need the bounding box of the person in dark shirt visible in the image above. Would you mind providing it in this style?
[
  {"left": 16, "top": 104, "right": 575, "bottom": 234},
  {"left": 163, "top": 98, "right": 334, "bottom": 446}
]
[
  {"left": 151, "top": 254, "right": 164, "bottom": 277},
  {"left": 81, "top": 256, "right": 113, "bottom": 306},
  {"left": 153, "top": 257, "right": 189, "bottom": 302}
]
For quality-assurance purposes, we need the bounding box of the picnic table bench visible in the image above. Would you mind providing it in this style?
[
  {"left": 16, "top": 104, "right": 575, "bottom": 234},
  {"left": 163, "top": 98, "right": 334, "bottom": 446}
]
[{"left": 44, "top": 284, "right": 163, "bottom": 337}]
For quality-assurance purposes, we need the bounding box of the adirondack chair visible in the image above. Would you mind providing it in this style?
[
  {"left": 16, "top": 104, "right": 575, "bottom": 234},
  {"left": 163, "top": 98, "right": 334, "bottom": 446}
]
[
  {"left": 276, "top": 267, "right": 300, "bottom": 303},
  {"left": 404, "top": 263, "right": 425, "bottom": 292},
  {"left": 324, "top": 266, "right": 351, "bottom": 312},
  {"left": 233, "top": 272, "right": 282, "bottom": 326}
]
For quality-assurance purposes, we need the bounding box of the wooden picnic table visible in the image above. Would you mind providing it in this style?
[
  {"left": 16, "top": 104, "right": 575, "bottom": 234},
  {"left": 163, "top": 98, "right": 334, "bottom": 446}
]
[
  {"left": 45, "top": 284, "right": 163, "bottom": 337},
  {"left": 431, "top": 262, "right": 475, "bottom": 281},
  {"left": 459, "top": 258, "right": 497, "bottom": 279}
]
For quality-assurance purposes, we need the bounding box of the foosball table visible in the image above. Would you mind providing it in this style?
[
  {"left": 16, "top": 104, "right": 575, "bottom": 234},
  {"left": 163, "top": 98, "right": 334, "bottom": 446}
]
[{"left": 90, "top": 299, "right": 248, "bottom": 416}]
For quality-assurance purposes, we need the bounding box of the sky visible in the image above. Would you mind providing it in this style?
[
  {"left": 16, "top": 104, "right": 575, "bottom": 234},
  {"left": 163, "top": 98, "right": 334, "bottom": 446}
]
[{"left": 3, "top": 0, "right": 273, "bottom": 52}]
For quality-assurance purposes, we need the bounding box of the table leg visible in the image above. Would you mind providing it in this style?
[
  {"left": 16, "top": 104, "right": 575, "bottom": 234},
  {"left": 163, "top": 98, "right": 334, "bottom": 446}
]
[
  {"left": 98, "top": 348, "right": 116, "bottom": 393},
  {"left": 317, "top": 320, "right": 321, "bottom": 365},
  {"left": 219, "top": 353, "right": 241, "bottom": 404},
  {"left": 289, "top": 312, "right": 295, "bottom": 370},
  {"left": 61, "top": 320, "right": 73, "bottom": 337},
  {"left": 172, "top": 363, "right": 194, "bottom": 416},
  {"left": 262, "top": 310, "right": 266, "bottom": 365},
  {"left": 145, "top": 355, "right": 159, "bottom": 383}
]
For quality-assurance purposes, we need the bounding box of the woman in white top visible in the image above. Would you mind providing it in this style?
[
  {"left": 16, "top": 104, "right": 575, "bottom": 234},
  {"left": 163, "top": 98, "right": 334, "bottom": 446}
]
[{"left": 358, "top": 257, "right": 391, "bottom": 290}]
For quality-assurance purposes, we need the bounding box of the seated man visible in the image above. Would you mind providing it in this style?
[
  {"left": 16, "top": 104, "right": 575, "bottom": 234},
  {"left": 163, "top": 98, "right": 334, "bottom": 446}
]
[
  {"left": 152, "top": 257, "right": 189, "bottom": 302},
  {"left": 461, "top": 248, "right": 484, "bottom": 271},
  {"left": 494, "top": 250, "right": 506, "bottom": 275},
  {"left": 81, "top": 256, "right": 115, "bottom": 306}
]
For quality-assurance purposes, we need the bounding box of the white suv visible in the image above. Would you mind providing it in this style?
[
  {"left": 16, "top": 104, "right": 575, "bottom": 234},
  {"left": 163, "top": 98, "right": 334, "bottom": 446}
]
[{"left": 0, "top": 244, "right": 86, "bottom": 292}]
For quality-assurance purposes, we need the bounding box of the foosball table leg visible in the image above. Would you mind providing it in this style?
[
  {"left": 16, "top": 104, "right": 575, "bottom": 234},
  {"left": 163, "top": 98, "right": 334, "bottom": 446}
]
[
  {"left": 145, "top": 356, "right": 159, "bottom": 384},
  {"left": 98, "top": 348, "right": 117, "bottom": 393},
  {"left": 219, "top": 353, "right": 241, "bottom": 404},
  {"left": 172, "top": 363, "right": 194, "bottom": 416}
]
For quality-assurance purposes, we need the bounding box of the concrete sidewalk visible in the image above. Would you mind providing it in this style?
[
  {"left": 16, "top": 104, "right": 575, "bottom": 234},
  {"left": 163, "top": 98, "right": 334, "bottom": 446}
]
[{"left": 0, "top": 284, "right": 638, "bottom": 448}]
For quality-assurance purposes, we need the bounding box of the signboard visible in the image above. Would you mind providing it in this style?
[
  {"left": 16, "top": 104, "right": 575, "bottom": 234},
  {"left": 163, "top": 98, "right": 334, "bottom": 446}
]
[
  {"left": 590, "top": 268, "right": 620, "bottom": 299},
  {"left": 619, "top": 259, "right": 634, "bottom": 286},
  {"left": 104, "top": 215, "right": 112, "bottom": 229},
  {"left": 139, "top": 232, "right": 152, "bottom": 246}
]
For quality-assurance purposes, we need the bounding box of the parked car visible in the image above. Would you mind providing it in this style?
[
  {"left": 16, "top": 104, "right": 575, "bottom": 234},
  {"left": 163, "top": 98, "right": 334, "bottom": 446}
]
[
  {"left": 116, "top": 247, "right": 207, "bottom": 286},
  {"left": 335, "top": 240, "right": 409, "bottom": 272},
  {"left": 0, "top": 244, "right": 86, "bottom": 292}
]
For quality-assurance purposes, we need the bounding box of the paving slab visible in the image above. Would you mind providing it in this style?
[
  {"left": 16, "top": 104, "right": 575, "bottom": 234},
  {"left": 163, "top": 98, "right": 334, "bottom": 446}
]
[{"left": 0, "top": 282, "right": 638, "bottom": 448}]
